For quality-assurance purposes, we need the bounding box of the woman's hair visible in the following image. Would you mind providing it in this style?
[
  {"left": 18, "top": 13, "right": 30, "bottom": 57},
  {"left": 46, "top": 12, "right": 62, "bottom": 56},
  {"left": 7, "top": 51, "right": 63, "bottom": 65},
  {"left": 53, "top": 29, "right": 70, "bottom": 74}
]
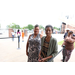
[
  {"left": 34, "top": 24, "right": 39, "bottom": 29},
  {"left": 17, "top": 29, "right": 19, "bottom": 32},
  {"left": 68, "top": 31, "right": 73, "bottom": 36},
  {"left": 45, "top": 25, "right": 53, "bottom": 32}
]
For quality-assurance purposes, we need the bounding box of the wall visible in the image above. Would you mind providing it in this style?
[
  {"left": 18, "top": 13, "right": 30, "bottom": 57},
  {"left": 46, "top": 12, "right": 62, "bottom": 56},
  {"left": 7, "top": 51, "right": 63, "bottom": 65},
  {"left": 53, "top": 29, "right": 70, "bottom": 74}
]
[
  {"left": 9, "top": 29, "right": 14, "bottom": 37},
  {"left": 61, "top": 24, "right": 75, "bottom": 34}
]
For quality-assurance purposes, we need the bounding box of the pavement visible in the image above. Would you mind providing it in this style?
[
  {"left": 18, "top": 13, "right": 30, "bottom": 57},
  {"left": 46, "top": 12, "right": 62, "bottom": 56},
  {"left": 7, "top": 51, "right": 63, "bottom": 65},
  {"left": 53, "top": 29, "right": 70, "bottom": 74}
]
[{"left": 0, "top": 33, "right": 75, "bottom": 62}]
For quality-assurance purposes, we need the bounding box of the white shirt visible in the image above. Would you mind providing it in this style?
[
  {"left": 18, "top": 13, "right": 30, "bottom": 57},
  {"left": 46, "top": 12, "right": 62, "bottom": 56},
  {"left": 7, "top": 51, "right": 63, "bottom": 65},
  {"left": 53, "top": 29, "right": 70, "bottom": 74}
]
[{"left": 11, "top": 32, "right": 15, "bottom": 35}]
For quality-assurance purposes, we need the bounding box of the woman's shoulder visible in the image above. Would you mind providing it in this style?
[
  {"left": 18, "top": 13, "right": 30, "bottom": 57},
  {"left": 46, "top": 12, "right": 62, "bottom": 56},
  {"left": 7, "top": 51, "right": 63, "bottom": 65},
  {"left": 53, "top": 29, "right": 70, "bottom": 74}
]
[
  {"left": 29, "top": 34, "right": 32, "bottom": 37},
  {"left": 39, "top": 34, "right": 43, "bottom": 38},
  {"left": 51, "top": 37, "right": 57, "bottom": 42},
  {"left": 41, "top": 36, "right": 46, "bottom": 39}
]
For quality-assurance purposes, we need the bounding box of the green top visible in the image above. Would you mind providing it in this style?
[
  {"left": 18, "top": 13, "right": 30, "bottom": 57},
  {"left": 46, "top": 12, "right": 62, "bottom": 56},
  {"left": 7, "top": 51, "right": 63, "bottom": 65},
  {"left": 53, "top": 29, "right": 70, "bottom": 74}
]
[{"left": 41, "top": 36, "right": 58, "bottom": 62}]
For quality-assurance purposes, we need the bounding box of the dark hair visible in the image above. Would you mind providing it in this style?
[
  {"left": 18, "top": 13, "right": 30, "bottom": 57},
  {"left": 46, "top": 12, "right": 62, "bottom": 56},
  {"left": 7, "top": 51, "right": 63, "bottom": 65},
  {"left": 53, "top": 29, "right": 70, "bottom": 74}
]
[
  {"left": 68, "top": 31, "right": 73, "bottom": 35},
  {"left": 34, "top": 24, "right": 39, "bottom": 29},
  {"left": 45, "top": 25, "right": 53, "bottom": 32},
  {"left": 17, "top": 29, "right": 19, "bottom": 32}
]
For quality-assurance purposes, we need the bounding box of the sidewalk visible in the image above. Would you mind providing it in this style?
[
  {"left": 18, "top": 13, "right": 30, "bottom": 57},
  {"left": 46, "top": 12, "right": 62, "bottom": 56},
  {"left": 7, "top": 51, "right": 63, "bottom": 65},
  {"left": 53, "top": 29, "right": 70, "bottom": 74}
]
[{"left": 0, "top": 34, "right": 75, "bottom": 62}]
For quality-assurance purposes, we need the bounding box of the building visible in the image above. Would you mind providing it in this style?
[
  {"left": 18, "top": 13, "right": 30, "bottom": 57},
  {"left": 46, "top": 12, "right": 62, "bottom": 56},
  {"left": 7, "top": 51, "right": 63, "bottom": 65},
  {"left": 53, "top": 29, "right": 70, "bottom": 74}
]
[{"left": 60, "top": 17, "right": 75, "bottom": 34}]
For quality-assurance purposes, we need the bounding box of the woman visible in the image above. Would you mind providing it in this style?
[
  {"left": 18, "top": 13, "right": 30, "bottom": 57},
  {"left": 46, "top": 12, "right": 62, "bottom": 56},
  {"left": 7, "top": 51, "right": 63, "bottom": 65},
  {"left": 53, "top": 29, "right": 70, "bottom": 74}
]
[
  {"left": 38, "top": 25, "right": 58, "bottom": 62},
  {"left": 26, "top": 25, "right": 43, "bottom": 62},
  {"left": 22, "top": 30, "right": 24, "bottom": 42},
  {"left": 17, "top": 29, "right": 21, "bottom": 42},
  {"left": 62, "top": 31, "right": 75, "bottom": 62},
  {"left": 11, "top": 31, "right": 15, "bottom": 41}
]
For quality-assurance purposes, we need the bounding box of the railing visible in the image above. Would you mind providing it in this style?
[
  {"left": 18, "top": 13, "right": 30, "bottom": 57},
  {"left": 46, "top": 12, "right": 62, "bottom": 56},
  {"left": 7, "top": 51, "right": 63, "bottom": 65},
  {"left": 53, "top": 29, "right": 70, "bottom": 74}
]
[{"left": 48, "top": 45, "right": 66, "bottom": 62}]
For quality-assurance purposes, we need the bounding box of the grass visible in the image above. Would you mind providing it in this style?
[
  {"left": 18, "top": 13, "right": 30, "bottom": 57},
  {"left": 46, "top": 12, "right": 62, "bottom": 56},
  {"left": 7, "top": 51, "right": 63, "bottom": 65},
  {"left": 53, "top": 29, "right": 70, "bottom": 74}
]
[
  {"left": 58, "top": 40, "right": 64, "bottom": 45},
  {"left": 58, "top": 40, "right": 75, "bottom": 47}
]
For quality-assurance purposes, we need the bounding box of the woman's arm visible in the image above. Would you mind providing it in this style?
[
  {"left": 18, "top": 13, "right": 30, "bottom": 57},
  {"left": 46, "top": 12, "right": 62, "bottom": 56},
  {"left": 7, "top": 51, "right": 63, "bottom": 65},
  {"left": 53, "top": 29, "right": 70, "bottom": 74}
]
[
  {"left": 41, "top": 39, "right": 58, "bottom": 62},
  {"left": 26, "top": 34, "right": 31, "bottom": 56},
  {"left": 40, "top": 34, "right": 43, "bottom": 38},
  {"left": 39, "top": 50, "right": 41, "bottom": 58},
  {"left": 41, "top": 55, "right": 53, "bottom": 62},
  {"left": 65, "top": 35, "right": 75, "bottom": 43}
]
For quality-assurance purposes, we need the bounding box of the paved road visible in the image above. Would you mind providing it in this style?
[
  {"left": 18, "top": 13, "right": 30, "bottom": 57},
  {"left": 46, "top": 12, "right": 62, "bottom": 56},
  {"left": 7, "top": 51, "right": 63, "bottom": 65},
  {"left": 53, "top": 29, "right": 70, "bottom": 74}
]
[{"left": 0, "top": 33, "right": 75, "bottom": 62}]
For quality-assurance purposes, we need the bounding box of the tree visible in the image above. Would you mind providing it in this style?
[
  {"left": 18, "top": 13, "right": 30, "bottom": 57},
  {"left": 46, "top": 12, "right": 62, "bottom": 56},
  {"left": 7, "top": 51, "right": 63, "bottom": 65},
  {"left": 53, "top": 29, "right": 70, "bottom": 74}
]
[
  {"left": 22, "top": 26, "right": 28, "bottom": 29},
  {"left": 54, "top": 27, "right": 60, "bottom": 30},
  {"left": 7, "top": 23, "right": 20, "bottom": 29},
  {"left": 27, "top": 24, "right": 34, "bottom": 30},
  {"left": 39, "top": 25, "right": 45, "bottom": 30},
  {"left": 7, "top": 25, "right": 11, "bottom": 29}
]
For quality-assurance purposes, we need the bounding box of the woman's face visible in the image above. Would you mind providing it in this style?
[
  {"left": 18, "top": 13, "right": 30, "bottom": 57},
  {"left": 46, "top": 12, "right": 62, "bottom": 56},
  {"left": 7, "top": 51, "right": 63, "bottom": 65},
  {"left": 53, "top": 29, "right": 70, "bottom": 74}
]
[
  {"left": 34, "top": 27, "right": 39, "bottom": 35},
  {"left": 45, "top": 27, "right": 52, "bottom": 36}
]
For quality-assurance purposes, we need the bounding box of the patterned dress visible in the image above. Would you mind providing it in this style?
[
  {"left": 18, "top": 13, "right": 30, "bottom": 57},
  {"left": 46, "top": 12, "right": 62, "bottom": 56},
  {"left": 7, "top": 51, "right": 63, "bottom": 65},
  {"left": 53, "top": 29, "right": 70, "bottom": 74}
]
[
  {"left": 41, "top": 37, "right": 49, "bottom": 62},
  {"left": 28, "top": 34, "right": 41, "bottom": 62}
]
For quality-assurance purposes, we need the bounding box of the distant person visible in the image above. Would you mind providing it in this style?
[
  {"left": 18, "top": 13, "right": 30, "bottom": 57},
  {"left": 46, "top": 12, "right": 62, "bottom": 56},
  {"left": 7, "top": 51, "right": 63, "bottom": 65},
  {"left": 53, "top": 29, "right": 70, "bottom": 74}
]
[
  {"left": 22, "top": 30, "right": 24, "bottom": 42},
  {"left": 64, "top": 28, "right": 70, "bottom": 39},
  {"left": 11, "top": 31, "right": 15, "bottom": 41},
  {"left": 41, "top": 29, "right": 44, "bottom": 36},
  {"left": 17, "top": 29, "right": 21, "bottom": 42},
  {"left": 26, "top": 25, "right": 43, "bottom": 62},
  {"left": 38, "top": 25, "right": 58, "bottom": 62},
  {"left": 62, "top": 31, "right": 75, "bottom": 62}
]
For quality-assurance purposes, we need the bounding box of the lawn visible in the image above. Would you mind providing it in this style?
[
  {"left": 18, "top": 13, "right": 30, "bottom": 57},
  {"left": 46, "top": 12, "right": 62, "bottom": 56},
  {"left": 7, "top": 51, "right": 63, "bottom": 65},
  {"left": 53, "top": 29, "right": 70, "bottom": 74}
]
[
  {"left": 58, "top": 40, "right": 75, "bottom": 47},
  {"left": 58, "top": 40, "right": 64, "bottom": 45}
]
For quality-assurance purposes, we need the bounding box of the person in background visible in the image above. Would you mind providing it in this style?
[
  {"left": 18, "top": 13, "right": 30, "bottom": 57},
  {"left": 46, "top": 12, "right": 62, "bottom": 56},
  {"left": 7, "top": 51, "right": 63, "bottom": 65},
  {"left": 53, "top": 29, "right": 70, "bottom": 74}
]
[
  {"left": 62, "top": 31, "right": 75, "bottom": 62},
  {"left": 38, "top": 25, "right": 58, "bottom": 62},
  {"left": 11, "top": 31, "right": 15, "bottom": 41},
  {"left": 41, "top": 29, "right": 44, "bottom": 36},
  {"left": 26, "top": 25, "right": 43, "bottom": 62},
  {"left": 17, "top": 29, "right": 21, "bottom": 42},
  {"left": 64, "top": 28, "right": 70, "bottom": 39},
  {"left": 22, "top": 30, "right": 24, "bottom": 42}
]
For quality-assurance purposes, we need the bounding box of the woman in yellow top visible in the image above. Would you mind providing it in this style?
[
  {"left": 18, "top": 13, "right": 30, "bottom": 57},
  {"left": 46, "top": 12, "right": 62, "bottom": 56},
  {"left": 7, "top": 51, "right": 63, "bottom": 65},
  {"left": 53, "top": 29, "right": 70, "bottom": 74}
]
[{"left": 22, "top": 30, "right": 24, "bottom": 42}]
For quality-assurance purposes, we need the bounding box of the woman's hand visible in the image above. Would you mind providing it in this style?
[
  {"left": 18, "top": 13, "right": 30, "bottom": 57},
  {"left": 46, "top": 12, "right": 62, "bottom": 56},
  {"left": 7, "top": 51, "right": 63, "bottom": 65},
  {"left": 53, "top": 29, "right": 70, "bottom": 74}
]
[
  {"left": 41, "top": 58, "right": 47, "bottom": 62},
  {"left": 38, "top": 55, "right": 42, "bottom": 62}
]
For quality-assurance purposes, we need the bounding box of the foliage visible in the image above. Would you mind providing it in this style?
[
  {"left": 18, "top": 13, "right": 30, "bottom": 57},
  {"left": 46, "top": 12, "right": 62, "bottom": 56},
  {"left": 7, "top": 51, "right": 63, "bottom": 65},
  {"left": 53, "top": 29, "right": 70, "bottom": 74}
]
[
  {"left": 22, "top": 24, "right": 34, "bottom": 30},
  {"left": 27, "top": 24, "right": 34, "bottom": 30},
  {"left": 54, "top": 27, "right": 60, "bottom": 30},
  {"left": 39, "top": 25, "right": 45, "bottom": 30},
  {"left": 7, "top": 23, "right": 20, "bottom": 29}
]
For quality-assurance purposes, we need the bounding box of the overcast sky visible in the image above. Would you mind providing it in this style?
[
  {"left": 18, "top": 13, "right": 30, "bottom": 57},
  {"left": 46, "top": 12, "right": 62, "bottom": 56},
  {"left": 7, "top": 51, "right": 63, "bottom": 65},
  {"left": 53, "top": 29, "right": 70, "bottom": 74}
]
[{"left": 0, "top": 12, "right": 74, "bottom": 28}]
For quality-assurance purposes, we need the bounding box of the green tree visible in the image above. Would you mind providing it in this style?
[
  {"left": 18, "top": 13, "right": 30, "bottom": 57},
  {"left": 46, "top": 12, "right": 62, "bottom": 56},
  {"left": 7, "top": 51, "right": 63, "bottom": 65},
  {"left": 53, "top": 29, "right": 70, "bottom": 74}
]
[
  {"left": 7, "top": 23, "right": 20, "bottom": 29},
  {"left": 39, "top": 25, "right": 45, "bottom": 30},
  {"left": 7, "top": 25, "right": 11, "bottom": 29},
  {"left": 22, "top": 26, "right": 28, "bottom": 29},
  {"left": 54, "top": 27, "right": 60, "bottom": 30},
  {"left": 27, "top": 24, "right": 34, "bottom": 30}
]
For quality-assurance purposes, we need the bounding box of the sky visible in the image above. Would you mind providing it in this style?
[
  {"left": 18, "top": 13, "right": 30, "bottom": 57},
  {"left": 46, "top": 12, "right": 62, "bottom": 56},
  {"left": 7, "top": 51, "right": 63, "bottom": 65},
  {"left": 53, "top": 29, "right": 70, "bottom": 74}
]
[{"left": 0, "top": 12, "right": 72, "bottom": 28}]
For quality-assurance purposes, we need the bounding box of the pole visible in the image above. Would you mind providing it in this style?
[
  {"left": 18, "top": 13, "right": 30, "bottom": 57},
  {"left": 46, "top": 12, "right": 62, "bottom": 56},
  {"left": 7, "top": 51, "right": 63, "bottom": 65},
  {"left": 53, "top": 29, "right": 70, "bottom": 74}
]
[
  {"left": 63, "top": 45, "right": 66, "bottom": 62},
  {"left": 18, "top": 36, "right": 19, "bottom": 48},
  {"left": 18, "top": 36, "right": 20, "bottom": 48}
]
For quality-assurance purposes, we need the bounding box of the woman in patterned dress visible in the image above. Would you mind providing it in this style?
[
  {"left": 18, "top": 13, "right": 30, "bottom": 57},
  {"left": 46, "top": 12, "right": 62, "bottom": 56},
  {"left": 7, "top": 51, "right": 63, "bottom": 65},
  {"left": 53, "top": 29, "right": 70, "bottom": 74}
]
[{"left": 26, "top": 25, "right": 43, "bottom": 62}]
